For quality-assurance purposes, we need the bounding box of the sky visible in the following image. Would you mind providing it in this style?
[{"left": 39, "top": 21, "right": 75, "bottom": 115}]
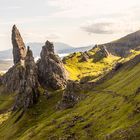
[{"left": 0, "top": 0, "right": 140, "bottom": 51}]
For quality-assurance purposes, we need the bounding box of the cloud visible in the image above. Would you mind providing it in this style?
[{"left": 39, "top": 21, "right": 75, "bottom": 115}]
[
  {"left": 0, "top": 6, "right": 21, "bottom": 10},
  {"left": 45, "top": 33, "right": 61, "bottom": 39},
  {"left": 6, "top": 6, "right": 21, "bottom": 9},
  {"left": 81, "top": 20, "right": 140, "bottom": 34},
  {"left": 47, "top": 0, "right": 140, "bottom": 18},
  {"left": 81, "top": 22, "right": 114, "bottom": 34},
  {"left": 0, "top": 34, "right": 7, "bottom": 37},
  {"left": 0, "top": 16, "right": 51, "bottom": 25}
]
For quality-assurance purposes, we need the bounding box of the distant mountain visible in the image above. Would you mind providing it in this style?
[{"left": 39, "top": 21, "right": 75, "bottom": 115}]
[
  {"left": 58, "top": 45, "right": 93, "bottom": 54},
  {"left": 27, "top": 42, "right": 74, "bottom": 57},
  {"left": 0, "top": 42, "right": 92, "bottom": 61},
  {"left": 27, "top": 42, "right": 93, "bottom": 56},
  {"left": 98, "top": 30, "right": 140, "bottom": 57},
  {"left": 0, "top": 42, "right": 93, "bottom": 71}
]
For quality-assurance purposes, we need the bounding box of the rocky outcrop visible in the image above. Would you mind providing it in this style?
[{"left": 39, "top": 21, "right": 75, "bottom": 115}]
[
  {"left": 13, "top": 47, "right": 40, "bottom": 110},
  {"left": 2, "top": 64, "right": 25, "bottom": 93},
  {"left": 93, "top": 45, "right": 110, "bottom": 62},
  {"left": 2, "top": 25, "right": 26, "bottom": 93},
  {"left": 3, "top": 47, "right": 40, "bottom": 110},
  {"left": 2, "top": 25, "right": 40, "bottom": 110},
  {"left": 37, "top": 41, "right": 67, "bottom": 90},
  {"left": 12, "top": 25, "right": 26, "bottom": 65},
  {"left": 79, "top": 52, "right": 89, "bottom": 62},
  {"left": 57, "top": 81, "right": 85, "bottom": 109}
]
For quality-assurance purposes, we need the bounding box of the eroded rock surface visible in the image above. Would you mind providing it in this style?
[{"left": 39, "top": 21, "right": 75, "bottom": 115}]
[
  {"left": 12, "top": 25, "right": 26, "bottom": 65},
  {"left": 13, "top": 47, "right": 40, "bottom": 110},
  {"left": 37, "top": 41, "right": 67, "bottom": 90},
  {"left": 3, "top": 26, "right": 40, "bottom": 110},
  {"left": 93, "top": 45, "right": 110, "bottom": 62},
  {"left": 2, "top": 64, "right": 25, "bottom": 93}
]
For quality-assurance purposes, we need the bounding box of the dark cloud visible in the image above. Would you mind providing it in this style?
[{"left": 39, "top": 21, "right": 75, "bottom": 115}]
[{"left": 81, "top": 22, "right": 114, "bottom": 34}]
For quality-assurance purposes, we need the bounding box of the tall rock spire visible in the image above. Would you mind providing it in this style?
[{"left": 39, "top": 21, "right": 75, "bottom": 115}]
[
  {"left": 37, "top": 40, "right": 67, "bottom": 90},
  {"left": 12, "top": 25, "right": 26, "bottom": 65},
  {"left": 2, "top": 26, "right": 40, "bottom": 110}
]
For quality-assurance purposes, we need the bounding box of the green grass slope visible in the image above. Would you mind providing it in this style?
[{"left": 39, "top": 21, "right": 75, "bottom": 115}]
[
  {"left": 1, "top": 54, "right": 140, "bottom": 139},
  {"left": 64, "top": 50, "right": 119, "bottom": 81}
]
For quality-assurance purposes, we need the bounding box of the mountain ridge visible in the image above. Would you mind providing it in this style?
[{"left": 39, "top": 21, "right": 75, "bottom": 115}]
[{"left": 98, "top": 30, "right": 140, "bottom": 57}]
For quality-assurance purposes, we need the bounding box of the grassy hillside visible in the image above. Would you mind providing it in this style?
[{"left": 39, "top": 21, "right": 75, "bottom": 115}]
[
  {"left": 98, "top": 30, "right": 140, "bottom": 57},
  {"left": 1, "top": 53, "right": 140, "bottom": 139},
  {"left": 64, "top": 50, "right": 119, "bottom": 81},
  {"left": 63, "top": 48, "right": 140, "bottom": 82}
]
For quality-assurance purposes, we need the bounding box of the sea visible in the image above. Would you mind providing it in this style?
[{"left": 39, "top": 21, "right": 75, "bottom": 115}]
[{"left": 0, "top": 53, "right": 69, "bottom": 73}]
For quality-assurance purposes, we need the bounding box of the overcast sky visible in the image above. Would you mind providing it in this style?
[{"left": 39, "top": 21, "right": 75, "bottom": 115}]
[{"left": 0, "top": 0, "right": 140, "bottom": 51}]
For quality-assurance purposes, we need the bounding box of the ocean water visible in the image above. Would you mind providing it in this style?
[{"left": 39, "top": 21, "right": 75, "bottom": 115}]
[{"left": 0, "top": 53, "right": 69, "bottom": 72}]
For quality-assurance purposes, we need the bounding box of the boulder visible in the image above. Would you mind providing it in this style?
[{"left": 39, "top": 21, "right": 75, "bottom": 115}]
[{"left": 37, "top": 41, "right": 67, "bottom": 90}]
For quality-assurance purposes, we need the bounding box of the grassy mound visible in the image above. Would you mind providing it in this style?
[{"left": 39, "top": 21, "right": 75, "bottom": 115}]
[{"left": 64, "top": 50, "right": 119, "bottom": 81}]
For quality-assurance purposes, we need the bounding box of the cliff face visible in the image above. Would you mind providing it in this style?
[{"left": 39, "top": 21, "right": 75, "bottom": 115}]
[
  {"left": 12, "top": 25, "right": 26, "bottom": 65},
  {"left": 13, "top": 47, "right": 40, "bottom": 110},
  {"left": 2, "top": 64, "right": 25, "bottom": 93},
  {"left": 37, "top": 41, "right": 67, "bottom": 90},
  {"left": 2, "top": 25, "right": 27, "bottom": 93}
]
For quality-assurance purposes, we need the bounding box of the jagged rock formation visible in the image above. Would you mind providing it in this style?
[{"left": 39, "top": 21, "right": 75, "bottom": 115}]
[
  {"left": 2, "top": 64, "right": 25, "bottom": 93},
  {"left": 2, "top": 26, "right": 69, "bottom": 110},
  {"left": 2, "top": 25, "right": 27, "bottom": 93},
  {"left": 12, "top": 25, "right": 26, "bottom": 65},
  {"left": 93, "top": 45, "right": 110, "bottom": 62},
  {"left": 37, "top": 41, "right": 67, "bottom": 90},
  {"left": 3, "top": 47, "right": 40, "bottom": 110},
  {"left": 57, "top": 81, "right": 85, "bottom": 109},
  {"left": 2, "top": 26, "right": 40, "bottom": 110},
  {"left": 13, "top": 47, "right": 40, "bottom": 110}
]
